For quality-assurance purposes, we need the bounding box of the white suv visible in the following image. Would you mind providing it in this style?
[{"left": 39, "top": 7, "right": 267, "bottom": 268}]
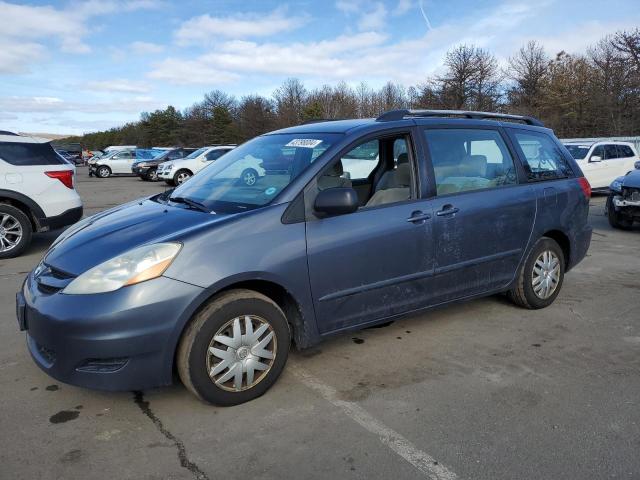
[
  {"left": 0, "top": 132, "right": 82, "bottom": 258},
  {"left": 563, "top": 141, "right": 639, "bottom": 189},
  {"left": 158, "top": 145, "right": 237, "bottom": 186}
]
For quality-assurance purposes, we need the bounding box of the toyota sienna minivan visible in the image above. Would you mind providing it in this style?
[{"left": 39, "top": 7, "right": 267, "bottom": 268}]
[{"left": 17, "top": 110, "right": 592, "bottom": 406}]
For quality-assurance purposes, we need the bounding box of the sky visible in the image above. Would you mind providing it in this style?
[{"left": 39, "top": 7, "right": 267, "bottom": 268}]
[{"left": 0, "top": 0, "right": 638, "bottom": 135}]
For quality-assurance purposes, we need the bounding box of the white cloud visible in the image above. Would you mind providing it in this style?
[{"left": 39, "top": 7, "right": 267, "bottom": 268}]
[
  {"left": 130, "top": 41, "right": 165, "bottom": 55},
  {"left": 175, "top": 8, "right": 308, "bottom": 45},
  {"left": 0, "top": 0, "right": 161, "bottom": 73},
  {"left": 84, "top": 80, "right": 151, "bottom": 94},
  {"left": 358, "top": 2, "right": 388, "bottom": 31},
  {"left": 335, "top": 0, "right": 361, "bottom": 14},
  {"left": 149, "top": 32, "right": 389, "bottom": 85},
  {"left": 0, "top": 95, "right": 162, "bottom": 114},
  {"left": 394, "top": 0, "right": 413, "bottom": 16}
]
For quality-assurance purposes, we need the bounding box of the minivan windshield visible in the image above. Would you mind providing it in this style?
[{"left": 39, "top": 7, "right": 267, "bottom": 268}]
[
  {"left": 169, "top": 133, "right": 340, "bottom": 213},
  {"left": 564, "top": 144, "right": 591, "bottom": 160}
]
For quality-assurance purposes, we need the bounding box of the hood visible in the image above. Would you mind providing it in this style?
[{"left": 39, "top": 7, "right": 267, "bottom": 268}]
[
  {"left": 613, "top": 169, "right": 640, "bottom": 189},
  {"left": 44, "top": 198, "right": 230, "bottom": 276}
]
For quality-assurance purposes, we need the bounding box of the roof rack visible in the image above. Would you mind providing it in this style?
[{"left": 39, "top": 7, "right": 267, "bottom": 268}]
[
  {"left": 376, "top": 109, "right": 544, "bottom": 127},
  {"left": 301, "top": 118, "right": 343, "bottom": 125}
]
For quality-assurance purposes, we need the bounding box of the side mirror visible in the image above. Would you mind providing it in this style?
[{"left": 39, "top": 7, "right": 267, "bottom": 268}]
[
  {"left": 314, "top": 187, "right": 359, "bottom": 217},
  {"left": 635, "top": 160, "right": 640, "bottom": 170},
  {"left": 590, "top": 155, "right": 602, "bottom": 163}
]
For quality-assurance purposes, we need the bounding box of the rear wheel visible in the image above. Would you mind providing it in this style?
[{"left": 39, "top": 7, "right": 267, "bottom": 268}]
[
  {"left": 0, "top": 204, "right": 32, "bottom": 259},
  {"left": 96, "top": 165, "right": 111, "bottom": 178},
  {"left": 606, "top": 194, "right": 633, "bottom": 230},
  {"left": 177, "top": 289, "right": 290, "bottom": 406},
  {"left": 508, "top": 237, "right": 565, "bottom": 309}
]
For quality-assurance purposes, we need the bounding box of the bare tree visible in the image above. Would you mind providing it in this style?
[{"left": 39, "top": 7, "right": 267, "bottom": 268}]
[
  {"left": 273, "top": 78, "right": 307, "bottom": 127},
  {"left": 506, "top": 41, "right": 549, "bottom": 115}
]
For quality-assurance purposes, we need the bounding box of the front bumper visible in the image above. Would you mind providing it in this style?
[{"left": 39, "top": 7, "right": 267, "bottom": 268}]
[
  {"left": 132, "top": 165, "right": 153, "bottom": 176},
  {"left": 17, "top": 274, "right": 203, "bottom": 391}
]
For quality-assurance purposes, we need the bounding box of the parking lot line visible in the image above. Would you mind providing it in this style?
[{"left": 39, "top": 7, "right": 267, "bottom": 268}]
[{"left": 291, "top": 365, "right": 458, "bottom": 480}]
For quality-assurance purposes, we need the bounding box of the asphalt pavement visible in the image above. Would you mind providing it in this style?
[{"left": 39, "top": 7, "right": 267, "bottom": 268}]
[{"left": 1, "top": 170, "right": 638, "bottom": 480}]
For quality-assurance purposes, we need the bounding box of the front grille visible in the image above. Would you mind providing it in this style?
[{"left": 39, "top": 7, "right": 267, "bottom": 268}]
[
  {"left": 623, "top": 187, "right": 640, "bottom": 202},
  {"left": 35, "top": 264, "right": 75, "bottom": 295}
]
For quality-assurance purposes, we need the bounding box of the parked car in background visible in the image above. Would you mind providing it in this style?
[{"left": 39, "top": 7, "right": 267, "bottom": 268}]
[
  {"left": 54, "top": 148, "right": 83, "bottom": 165},
  {"left": 563, "top": 141, "right": 639, "bottom": 189},
  {"left": 89, "top": 148, "right": 164, "bottom": 178},
  {"left": 606, "top": 162, "right": 640, "bottom": 229},
  {"left": 17, "top": 110, "right": 592, "bottom": 406},
  {"left": 132, "top": 148, "right": 197, "bottom": 181},
  {"left": 0, "top": 131, "right": 82, "bottom": 258},
  {"left": 103, "top": 145, "right": 137, "bottom": 154},
  {"left": 158, "top": 145, "right": 236, "bottom": 185}
]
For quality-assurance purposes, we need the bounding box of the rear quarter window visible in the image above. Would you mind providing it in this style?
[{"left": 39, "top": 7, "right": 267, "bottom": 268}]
[
  {"left": 510, "top": 131, "right": 574, "bottom": 181},
  {"left": 0, "top": 142, "right": 66, "bottom": 166}
]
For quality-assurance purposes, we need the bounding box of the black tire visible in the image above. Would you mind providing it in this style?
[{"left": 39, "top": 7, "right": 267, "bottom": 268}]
[
  {"left": 177, "top": 289, "right": 290, "bottom": 406},
  {"left": 240, "top": 168, "right": 259, "bottom": 186},
  {"left": 606, "top": 194, "right": 633, "bottom": 230},
  {"left": 96, "top": 165, "right": 111, "bottom": 178},
  {"left": 508, "top": 237, "right": 565, "bottom": 309},
  {"left": 173, "top": 169, "right": 192, "bottom": 185},
  {"left": 147, "top": 168, "right": 158, "bottom": 182},
  {"left": 0, "top": 203, "right": 33, "bottom": 259}
]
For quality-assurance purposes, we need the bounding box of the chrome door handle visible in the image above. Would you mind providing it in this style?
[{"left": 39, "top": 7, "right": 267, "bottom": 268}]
[{"left": 436, "top": 206, "right": 459, "bottom": 216}]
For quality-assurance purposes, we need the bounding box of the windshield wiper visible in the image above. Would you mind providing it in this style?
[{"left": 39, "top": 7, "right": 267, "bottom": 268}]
[{"left": 169, "top": 196, "right": 211, "bottom": 213}]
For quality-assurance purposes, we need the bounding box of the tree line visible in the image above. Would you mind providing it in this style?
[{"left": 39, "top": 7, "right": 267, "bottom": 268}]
[{"left": 64, "top": 28, "right": 640, "bottom": 149}]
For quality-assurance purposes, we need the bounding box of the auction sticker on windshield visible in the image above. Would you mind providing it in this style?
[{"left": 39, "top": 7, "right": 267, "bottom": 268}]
[{"left": 285, "top": 139, "right": 323, "bottom": 148}]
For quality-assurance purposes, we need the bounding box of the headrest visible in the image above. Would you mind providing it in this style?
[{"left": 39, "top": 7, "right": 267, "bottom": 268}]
[
  {"left": 395, "top": 163, "right": 411, "bottom": 187},
  {"left": 397, "top": 152, "right": 408, "bottom": 165},
  {"left": 325, "top": 160, "right": 343, "bottom": 177}
]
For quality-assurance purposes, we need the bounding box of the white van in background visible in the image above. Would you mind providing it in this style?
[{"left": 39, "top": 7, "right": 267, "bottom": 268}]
[{"left": 563, "top": 141, "right": 639, "bottom": 189}]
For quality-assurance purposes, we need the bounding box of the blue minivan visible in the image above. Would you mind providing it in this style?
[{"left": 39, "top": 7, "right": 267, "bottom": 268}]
[{"left": 17, "top": 110, "right": 592, "bottom": 405}]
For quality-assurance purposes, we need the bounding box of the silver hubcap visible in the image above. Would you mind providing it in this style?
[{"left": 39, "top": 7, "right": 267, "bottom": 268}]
[
  {"left": 177, "top": 172, "right": 190, "bottom": 184},
  {"left": 532, "top": 250, "right": 561, "bottom": 299},
  {"left": 206, "top": 315, "right": 276, "bottom": 392},
  {"left": 0, "top": 213, "right": 23, "bottom": 252},
  {"left": 244, "top": 171, "right": 256, "bottom": 185},
  {"left": 99, "top": 167, "right": 108, "bottom": 177}
]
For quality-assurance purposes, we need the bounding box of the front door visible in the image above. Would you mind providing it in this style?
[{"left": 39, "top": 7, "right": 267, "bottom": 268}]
[
  {"left": 422, "top": 127, "right": 536, "bottom": 303},
  {"left": 305, "top": 132, "right": 435, "bottom": 334}
]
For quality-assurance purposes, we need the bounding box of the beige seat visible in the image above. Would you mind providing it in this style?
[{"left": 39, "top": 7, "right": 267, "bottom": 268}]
[{"left": 366, "top": 154, "right": 411, "bottom": 206}]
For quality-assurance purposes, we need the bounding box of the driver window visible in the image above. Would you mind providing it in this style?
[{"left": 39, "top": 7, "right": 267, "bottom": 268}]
[{"left": 316, "top": 135, "right": 414, "bottom": 208}]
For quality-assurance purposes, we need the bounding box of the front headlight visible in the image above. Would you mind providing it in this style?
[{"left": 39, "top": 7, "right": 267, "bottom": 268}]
[
  {"left": 610, "top": 180, "right": 623, "bottom": 192},
  {"left": 62, "top": 242, "right": 182, "bottom": 295}
]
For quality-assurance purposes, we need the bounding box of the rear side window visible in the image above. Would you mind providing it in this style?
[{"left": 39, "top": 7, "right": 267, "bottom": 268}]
[
  {"left": 511, "top": 131, "right": 573, "bottom": 181},
  {"left": 618, "top": 145, "right": 635, "bottom": 158},
  {"left": 424, "top": 129, "right": 518, "bottom": 195},
  {"left": 0, "top": 142, "right": 66, "bottom": 166}
]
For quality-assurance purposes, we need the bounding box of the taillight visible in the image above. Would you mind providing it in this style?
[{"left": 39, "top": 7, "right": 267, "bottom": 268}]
[
  {"left": 45, "top": 170, "right": 74, "bottom": 189},
  {"left": 577, "top": 176, "right": 591, "bottom": 199}
]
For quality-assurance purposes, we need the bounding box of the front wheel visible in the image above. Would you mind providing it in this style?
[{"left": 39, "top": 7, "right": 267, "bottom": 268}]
[
  {"left": 508, "top": 237, "right": 565, "bottom": 309},
  {"left": 96, "top": 165, "right": 111, "bottom": 178},
  {"left": 177, "top": 290, "right": 290, "bottom": 406},
  {"left": 174, "top": 170, "right": 192, "bottom": 185},
  {"left": 240, "top": 168, "right": 258, "bottom": 186},
  {"left": 147, "top": 168, "right": 158, "bottom": 182},
  {"left": 606, "top": 194, "right": 633, "bottom": 230},
  {"left": 0, "top": 204, "right": 32, "bottom": 259}
]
